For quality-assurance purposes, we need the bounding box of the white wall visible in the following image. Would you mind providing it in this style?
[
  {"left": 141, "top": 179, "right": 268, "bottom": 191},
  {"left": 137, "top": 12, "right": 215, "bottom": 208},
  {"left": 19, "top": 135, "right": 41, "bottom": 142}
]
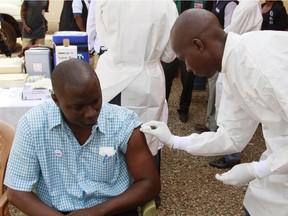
[{"left": 45, "top": 0, "right": 63, "bottom": 32}]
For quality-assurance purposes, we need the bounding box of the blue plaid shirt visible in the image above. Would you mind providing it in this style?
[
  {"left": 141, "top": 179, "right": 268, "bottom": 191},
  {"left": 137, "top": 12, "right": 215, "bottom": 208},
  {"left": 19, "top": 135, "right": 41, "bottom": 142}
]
[{"left": 4, "top": 100, "right": 141, "bottom": 212}]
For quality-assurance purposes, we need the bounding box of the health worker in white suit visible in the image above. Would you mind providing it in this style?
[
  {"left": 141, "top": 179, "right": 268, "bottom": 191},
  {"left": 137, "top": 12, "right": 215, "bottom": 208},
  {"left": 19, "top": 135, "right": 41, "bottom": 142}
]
[
  {"left": 95, "top": 0, "right": 178, "bottom": 156},
  {"left": 212, "top": 0, "right": 263, "bottom": 167},
  {"left": 215, "top": 0, "right": 263, "bottom": 118},
  {"left": 141, "top": 8, "right": 288, "bottom": 216}
]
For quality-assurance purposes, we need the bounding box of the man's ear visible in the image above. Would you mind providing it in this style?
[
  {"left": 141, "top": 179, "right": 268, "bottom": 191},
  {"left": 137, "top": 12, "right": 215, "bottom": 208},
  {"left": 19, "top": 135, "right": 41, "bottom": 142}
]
[
  {"left": 51, "top": 93, "right": 59, "bottom": 107},
  {"left": 191, "top": 38, "right": 204, "bottom": 52}
]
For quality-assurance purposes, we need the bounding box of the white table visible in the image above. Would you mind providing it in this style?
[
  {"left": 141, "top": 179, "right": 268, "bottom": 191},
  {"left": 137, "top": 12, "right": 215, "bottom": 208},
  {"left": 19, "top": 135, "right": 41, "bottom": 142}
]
[{"left": 0, "top": 87, "right": 50, "bottom": 128}]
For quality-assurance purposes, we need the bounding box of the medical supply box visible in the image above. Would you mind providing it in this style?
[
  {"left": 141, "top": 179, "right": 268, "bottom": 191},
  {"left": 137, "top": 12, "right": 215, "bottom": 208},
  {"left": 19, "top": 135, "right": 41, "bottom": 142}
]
[
  {"left": 0, "top": 74, "right": 28, "bottom": 88},
  {"left": 0, "top": 58, "right": 24, "bottom": 74},
  {"left": 24, "top": 47, "right": 52, "bottom": 78},
  {"left": 22, "top": 84, "right": 51, "bottom": 100},
  {"left": 52, "top": 31, "right": 89, "bottom": 66}
]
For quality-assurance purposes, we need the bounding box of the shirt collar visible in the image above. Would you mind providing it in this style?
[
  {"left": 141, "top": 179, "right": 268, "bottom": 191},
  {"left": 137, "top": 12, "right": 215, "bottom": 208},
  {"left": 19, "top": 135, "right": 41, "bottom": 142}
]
[
  {"left": 46, "top": 101, "right": 108, "bottom": 134},
  {"left": 222, "top": 32, "right": 241, "bottom": 74},
  {"left": 47, "top": 100, "right": 63, "bottom": 130},
  {"left": 95, "top": 103, "right": 108, "bottom": 134}
]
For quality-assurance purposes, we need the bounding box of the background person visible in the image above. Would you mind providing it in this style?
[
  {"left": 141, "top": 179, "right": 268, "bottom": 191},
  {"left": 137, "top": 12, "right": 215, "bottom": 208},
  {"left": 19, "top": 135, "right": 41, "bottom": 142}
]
[
  {"left": 20, "top": 0, "right": 49, "bottom": 50},
  {"left": 95, "top": 0, "right": 178, "bottom": 179},
  {"left": 261, "top": 0, "right": 288, "bottom": 31},
  {"left": 194, "top": 0, "right": 238, "bottom": 133},
  {"left": 0, "top": 34, "right": 12, "bottom": 57},
  {"left": 141, "top": 8, "right": 288, "bottom": 216},
  {"left": 86, "top": 0, "right": 106, "bottom": 69},
  {"left": 72, "top": 0, "right": 90, "bottom": 32},
  {"left": 59, "top": 0, "right": 89, "bottom": 32},
  {"left": 209, "top": 0, "right": 263, "bottom": 169},
  {"left": 162, "top": 0, "right": 213, "bottom": 123},
  {"left": 5, "top": 58, "right": 160, "bottom": 216}
]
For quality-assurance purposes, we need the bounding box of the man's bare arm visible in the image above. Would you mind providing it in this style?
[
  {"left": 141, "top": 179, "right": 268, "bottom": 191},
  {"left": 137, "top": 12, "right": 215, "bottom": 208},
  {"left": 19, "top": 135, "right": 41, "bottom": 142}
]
[
  {"left": 7, "top": 189, "right": 63, "bottom": 216},
  {"left": 68, "top": 127, "right": 160, "bottom": 216}
]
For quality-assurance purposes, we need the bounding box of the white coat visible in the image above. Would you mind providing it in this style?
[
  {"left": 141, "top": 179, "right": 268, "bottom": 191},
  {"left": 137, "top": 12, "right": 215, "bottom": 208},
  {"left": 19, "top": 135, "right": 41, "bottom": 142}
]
[
  {"left": 95, "top": 0, "right": 178, "bottom": 155},
  {"left": 173, "top": 31, "right": 288, "bottom": 215},
  {"left": 215, "top": 0, "right": 263, "bottom": 119},
  {"left": 86, "top": 0, "right": 100, "bottom": 53}
]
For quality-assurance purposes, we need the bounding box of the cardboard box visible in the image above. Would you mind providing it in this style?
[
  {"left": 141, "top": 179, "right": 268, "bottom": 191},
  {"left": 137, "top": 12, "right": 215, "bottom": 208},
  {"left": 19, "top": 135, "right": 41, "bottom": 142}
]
[
  {"left": 0, "top": 58, "right": 23, "bottom": 74},
  {"left": 55, "top": 45, "right": 77, "bottom": 66},
  {"left": 0, "top": 74, "right": 28, "bottom": 88},
  {"left": 22, "top": 84, "right": 51, "bottom": 100}
]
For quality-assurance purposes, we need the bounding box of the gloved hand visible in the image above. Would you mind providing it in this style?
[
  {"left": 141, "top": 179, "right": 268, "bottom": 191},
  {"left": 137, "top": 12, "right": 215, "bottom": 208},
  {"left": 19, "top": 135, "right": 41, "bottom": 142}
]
[
  {"left": 215, "top": 163, "right": 258, "bottom": 186},
  {"left": 140, "top": 120, "right": 174, "bottom": 148}
]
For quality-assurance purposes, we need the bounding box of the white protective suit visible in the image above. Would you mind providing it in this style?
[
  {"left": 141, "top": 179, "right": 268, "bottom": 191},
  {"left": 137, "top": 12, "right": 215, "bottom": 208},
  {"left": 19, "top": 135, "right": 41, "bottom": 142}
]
[
  {"left": 171, "top": 31, "right": 288, "bottom": 215},
  {"left": 215, "top": 0, "right": 263, "bottom": 119},
  {"left": 95, "top": 0, "right": 178, "bottom": 155}
]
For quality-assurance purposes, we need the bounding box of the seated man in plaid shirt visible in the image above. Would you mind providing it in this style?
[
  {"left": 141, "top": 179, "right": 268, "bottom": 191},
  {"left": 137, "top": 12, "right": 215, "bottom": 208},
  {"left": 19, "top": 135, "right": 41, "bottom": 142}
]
[{"left": 4, "top": 58, "right": 160, "bottom": 216}]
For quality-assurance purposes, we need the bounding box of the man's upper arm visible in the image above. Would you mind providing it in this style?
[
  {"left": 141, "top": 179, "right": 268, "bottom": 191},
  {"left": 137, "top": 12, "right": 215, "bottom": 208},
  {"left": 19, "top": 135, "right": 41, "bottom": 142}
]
[
  {"left": 125, "top": 128, "right": 159, "bottom": 183},
  {"left": 4, "top": 118, "right": 40, "bottom": 191}
]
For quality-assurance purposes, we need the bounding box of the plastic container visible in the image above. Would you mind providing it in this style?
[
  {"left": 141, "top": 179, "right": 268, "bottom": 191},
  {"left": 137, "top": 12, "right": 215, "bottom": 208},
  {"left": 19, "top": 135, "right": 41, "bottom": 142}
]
[
  {"left": 24, "top": 47, "right": 52, "bottom": 78},
  {"left": 52, "top": 31, "right": 89, "bottom": 66}
]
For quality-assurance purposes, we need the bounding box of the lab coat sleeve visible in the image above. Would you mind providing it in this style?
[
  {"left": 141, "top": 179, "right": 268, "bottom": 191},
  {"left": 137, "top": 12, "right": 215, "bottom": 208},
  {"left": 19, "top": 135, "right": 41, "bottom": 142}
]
[
  {"left": 95, "top": 1, "right": 106, "bottom": 47},
  {"left": 224, "top": 0, "right": 263, "bottom": 34},
  {"left": 173, "top": 79, "right": 259, "bottom": 156},
  {"left": 266, "top": 145, "right": 288, "bottom": 173},
  {"left": 86, "top": 0, "right": 96, "bottom": 51},
  {"left": 255, "top": 70, "right": 288, "bottom": 174},
  {"left": 160, "top": 4, "right": 178, "bottom": 63}
]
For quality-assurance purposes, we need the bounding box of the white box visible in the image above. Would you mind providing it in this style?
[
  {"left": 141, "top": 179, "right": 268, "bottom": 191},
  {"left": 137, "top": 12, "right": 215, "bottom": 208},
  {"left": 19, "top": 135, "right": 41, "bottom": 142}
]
[
  {"left": 25, "top": 48, "right": 52, "bottom": 78},
  {"left": 0, "top": 58, "right": 23, "bottom": 74},
  {"left": 55, "top": 45, "right": 77, "bottom": 65},
  {"left": 22, "top": 84, "right": 51, "bottom": 100},
  {"left": 0, "top": 74, "right": 28, "bottom": 88}
]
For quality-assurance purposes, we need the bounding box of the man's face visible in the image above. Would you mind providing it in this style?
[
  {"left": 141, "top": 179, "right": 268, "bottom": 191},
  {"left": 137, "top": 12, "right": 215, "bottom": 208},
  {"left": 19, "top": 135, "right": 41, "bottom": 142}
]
[
  {"left": 171, "top": 33, "right": 217, "bottom": 78},
  {"left": 53, "top": 78, "right": 103, "bottom": 129}
]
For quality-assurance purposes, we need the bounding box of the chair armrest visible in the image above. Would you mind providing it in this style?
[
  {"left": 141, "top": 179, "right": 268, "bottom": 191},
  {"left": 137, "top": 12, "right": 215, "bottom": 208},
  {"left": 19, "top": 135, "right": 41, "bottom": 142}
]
[
  {"left": 141, "top": 199, "right": 156, "bottom": 216},
  {"left": 0, "top": 190, "right": 8, "bottom": 208},
  {"left": 0, "top": 190, "right": 9, "bottom": 216}
]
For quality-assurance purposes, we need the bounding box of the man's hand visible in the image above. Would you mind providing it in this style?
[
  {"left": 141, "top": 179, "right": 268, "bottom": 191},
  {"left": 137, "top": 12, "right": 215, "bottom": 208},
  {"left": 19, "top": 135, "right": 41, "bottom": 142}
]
[
  {"left": 24, "top": 26, "right": 32, "bottom": 34},
  {"left": 215, "top": 163, "right": 258, "bottom": 186},
  {"left": 140, "top": 120, "right": 174, "bottom": 148}
]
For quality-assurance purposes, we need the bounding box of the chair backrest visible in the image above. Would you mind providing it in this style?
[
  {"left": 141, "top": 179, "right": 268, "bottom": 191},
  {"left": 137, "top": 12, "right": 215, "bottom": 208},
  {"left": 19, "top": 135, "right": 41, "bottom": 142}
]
[{"left": 0, "top": 120, "right": 15, "bottom": 216}]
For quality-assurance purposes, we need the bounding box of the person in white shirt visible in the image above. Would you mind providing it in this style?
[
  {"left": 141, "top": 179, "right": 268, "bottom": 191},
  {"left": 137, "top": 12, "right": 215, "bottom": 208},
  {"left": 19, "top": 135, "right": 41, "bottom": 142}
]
[
  {"left": 86, "top": 0, "right": 106, "bottom": 69},
  {"left": 95, "top": 1, "right": 178, "bottom": 162},
  {"left": 209, "top": 0, "right": 263, "bottom": 169},
  {"left": 194, "top": 0, "right": 238, "bottom": 135},
  {"left": 72, "top": 0, "right": 90, "bottom": 31},
  {"left": 141, "top": 8, "right": 288, "bottom": 216}
]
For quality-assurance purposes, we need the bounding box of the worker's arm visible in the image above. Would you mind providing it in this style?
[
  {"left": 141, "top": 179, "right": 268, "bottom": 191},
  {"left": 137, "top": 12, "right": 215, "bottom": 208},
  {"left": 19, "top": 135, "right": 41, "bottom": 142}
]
[
  {"left": 72, "top": 0, "right": 86, "bottom": 31},
  {"left": 73, "top": 14, "right": 86, "bottom": 31}
]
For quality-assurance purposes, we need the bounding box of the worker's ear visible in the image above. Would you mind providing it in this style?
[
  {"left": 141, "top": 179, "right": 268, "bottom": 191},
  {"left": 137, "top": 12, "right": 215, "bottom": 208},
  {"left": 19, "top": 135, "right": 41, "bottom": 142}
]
[
  {"left": 51, "top": 93, "right": 59, "bottom": 107},
  {"left": 191, "top": 38, "right": 204, "bottom": 53}
]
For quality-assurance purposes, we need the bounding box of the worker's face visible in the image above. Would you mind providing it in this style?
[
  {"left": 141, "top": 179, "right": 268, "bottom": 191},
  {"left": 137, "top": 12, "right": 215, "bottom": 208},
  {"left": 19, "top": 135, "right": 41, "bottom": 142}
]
[
  {"left": 52, "top": 77, "right": 102, "bottom": 129},
  {"left": 172, "top": 36, "right": 217, "bottom": 78}
]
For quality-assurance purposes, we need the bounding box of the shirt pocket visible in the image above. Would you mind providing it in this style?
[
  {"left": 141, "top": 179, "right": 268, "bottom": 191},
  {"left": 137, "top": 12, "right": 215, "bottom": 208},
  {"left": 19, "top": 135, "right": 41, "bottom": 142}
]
[{"left": 91, "top": 153, "right": 118, "bottom": 182}]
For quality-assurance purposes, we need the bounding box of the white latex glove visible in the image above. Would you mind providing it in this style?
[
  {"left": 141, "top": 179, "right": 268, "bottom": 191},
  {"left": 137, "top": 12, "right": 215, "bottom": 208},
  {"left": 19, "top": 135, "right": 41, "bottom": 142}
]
[
  {"left": 140, "top": 120, "right": 174, "bottom": 148},
  {"left": 215, "top": 163, "right": 258, "bottom": 186}
]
